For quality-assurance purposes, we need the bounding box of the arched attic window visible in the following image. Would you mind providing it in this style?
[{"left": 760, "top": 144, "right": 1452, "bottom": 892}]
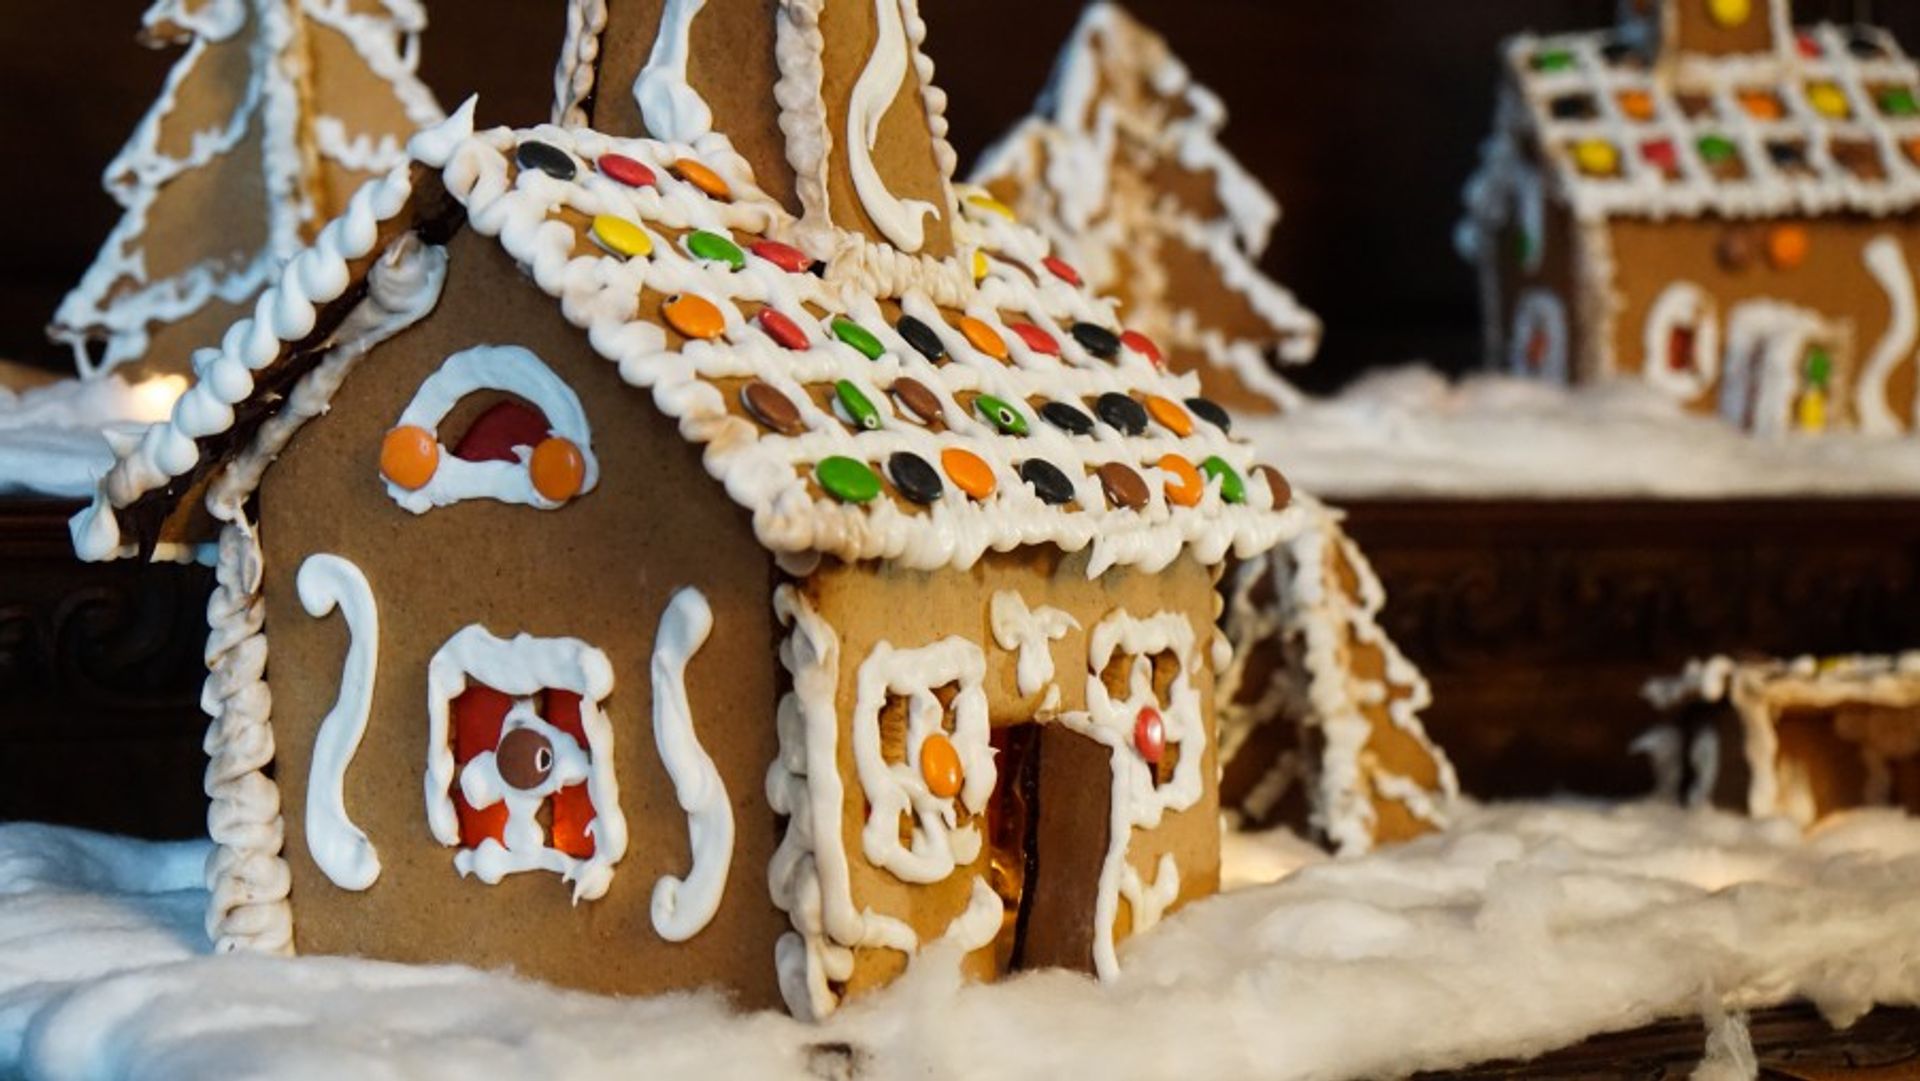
[{"left": 378, "top": 345, "right": 600, "bottom": 513}]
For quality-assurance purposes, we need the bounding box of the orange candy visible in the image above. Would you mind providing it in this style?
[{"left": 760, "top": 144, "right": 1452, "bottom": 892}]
[
  {"left": 920, "top": 734, "right": 964, "bottom": 799},
  {"left": 1739, "top": 92, "right": 1783, "bottom": 120},
  {"left": 1617, "top": 90, "right": 1656, "bottom": 121},
  {"left": 1767, "top": 225, "right": 1810, "bottom": 270},
  {"left": 670, "top": 157, "right": 731, "bottom": 199},
  {"left": 956, "top": 316, "right": 1008, "bottom": 361},
  {"left": 380, "top": 424, "right": 439, "bottom": 490},
  {"left": 941, "top": 447, "right": 996, "bottom": 500},
  {"left": 1144, "top": 395, "right": 1194, "bottom": 437},
  {"left": 530, "top": 436, "right": 587, "bottom": 502},
  {"left": 1159, "top": 453, "right": 1203, "bottom": 507},
  {"left": 663, "top": 294, "right": 726, "bottom": 340}
]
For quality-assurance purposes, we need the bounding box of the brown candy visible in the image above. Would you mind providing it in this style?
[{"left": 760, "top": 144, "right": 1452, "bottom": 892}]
[
  {"left": 741, "top": 380, "right": 805, "bottom": 436},
  {"left": 1716, "top": 229, "right": 1755, "bottom": 272},
  {"left": 1253, "top": 465, "right": 1292, "bottom": 510},
  {"left": 890, "top": 378, "right": 945, "bottom": 428},
  {"left": 496, "top": 726, "right": 555, "bottom": 791},
  {"left": 1095, "top": 462, "right": 1149, "bottom": 510}
]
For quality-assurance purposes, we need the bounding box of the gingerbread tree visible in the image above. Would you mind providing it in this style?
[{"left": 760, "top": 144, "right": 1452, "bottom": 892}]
[
  {"left": 971, "top": 3, "right": 1321, "bottom": 414},
  {"left": 50, "top": 0, "right": 442, "bottom": 379}
]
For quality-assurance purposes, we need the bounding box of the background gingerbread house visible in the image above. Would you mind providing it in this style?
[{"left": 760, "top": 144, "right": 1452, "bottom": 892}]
[
  {"left": 73, "top": 0, "right": 1298, "bottom": 1019},
  {"left": 1460, "top": 0, "right": 1920, "bottom": 437}
]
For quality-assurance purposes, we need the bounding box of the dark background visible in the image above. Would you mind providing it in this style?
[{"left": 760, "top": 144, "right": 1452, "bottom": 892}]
[{"left": 4, "top": 1, "right": 1913, "bottom": 390}]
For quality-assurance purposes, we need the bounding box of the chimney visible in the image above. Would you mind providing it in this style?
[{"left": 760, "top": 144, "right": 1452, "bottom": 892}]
[
  {"left": 554, "top": 0, "right": 958, "bottom": 261},
  {"left": 1620, "top": 0, "right": 1794, "bottom": 60}
]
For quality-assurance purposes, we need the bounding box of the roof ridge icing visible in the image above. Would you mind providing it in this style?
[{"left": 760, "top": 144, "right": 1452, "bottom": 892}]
[{"left": 76, "top": 101, "right": 1301, "bottom": 576}]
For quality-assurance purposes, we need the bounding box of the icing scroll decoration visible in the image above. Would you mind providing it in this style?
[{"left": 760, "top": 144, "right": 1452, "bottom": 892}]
[
  {"left": 633, "top": 0, "right": 713, "bottom": 144},
  {"left": 298, "top": 553, "right": 383, "bottom": 891},
  {"left": 1859, "top": 236, "right": 1917, "bottom": 435},
  {"left": 424, "top": 627, "right": 626, "bottom": 902},
  {"left": 649, "top": 587, "right": 735, "bottom": 942},
  {"left": 989, "top": 590, "right": 1076, "bottom": 708},
  {"left": 381, "top": 344, "right": 600, "bottom": 514},
  {"left": 845, "top": 0, "right": 939, "bottom": 252}
]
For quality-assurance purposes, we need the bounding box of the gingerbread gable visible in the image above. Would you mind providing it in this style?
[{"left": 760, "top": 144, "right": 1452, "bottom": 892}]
[
  {"left": 50, "top": 0, "right": 443, "bottom": 378},
  {"left": 75, "top": 103, "right": 1297, "bottom": 577},
  {"left": 970, "top": 3, "right": 1320, "bottom": 413}
]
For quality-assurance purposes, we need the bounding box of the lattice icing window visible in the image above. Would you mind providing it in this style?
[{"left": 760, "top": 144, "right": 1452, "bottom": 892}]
[
  {"left": 379, "top": 344, "right": 600, "bottom": 512},
  {"left": 424, "top": 626, "right": 626, "bottom": 901}
]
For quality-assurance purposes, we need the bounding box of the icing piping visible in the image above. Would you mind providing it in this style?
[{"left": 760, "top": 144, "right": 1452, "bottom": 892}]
[
  {"left": 844, "top": 0, "right": 938, "bottom": 252},
  {"left": 1858, "top": 236, "right": 1917, "bottom": 434},
  {"left": 296, "top": 552, "right": 382, "bottom": 891},
  {"left": 552, "top": 0, "right": 607, "bottom": 127},
  {"left": 384, "top": 344, "right": 601, "bottom": 514},
  {"left": 424, "top": 626, "right": 626, "bottom": 902},
  {"left": 649, "top": 587, "right": 735, "bottom": 942},
  {"left": 632, "top": 0, "right": 712, "bottom": 144},
  {"left": 1642, "top": 281, "right": 1719, "bottom": 400},
  {"left": 988, "top": 590, "right": 1076, "bottom": 704},
  {"left": 1719, "top": 300, "right": 1836, "bottom": 435},
  {"left": 851, "top": 637, "right": 994, "bottom": 883}
]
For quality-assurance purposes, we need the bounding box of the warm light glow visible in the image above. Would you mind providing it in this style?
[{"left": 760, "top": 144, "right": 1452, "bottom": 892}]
[{"left": 127, "top": 375, "right": 188, "bottom": 421}]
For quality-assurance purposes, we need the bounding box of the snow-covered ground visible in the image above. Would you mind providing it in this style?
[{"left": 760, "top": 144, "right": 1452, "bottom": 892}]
[
  {"left": 5, "top": 803, "right": 1920, "bottom": 1080},
  {"left": 1251, "top": 367, "right": 1920, "bottom": 499},
  {"left": 0, "top": 375, "right": 183, "bottom": 500}
]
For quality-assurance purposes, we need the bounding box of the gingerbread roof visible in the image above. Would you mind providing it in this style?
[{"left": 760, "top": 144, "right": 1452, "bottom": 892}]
[
  {"left": 1646, "top": 652, "right": 1920, "bottom": 712},
  {"left": 73, "top": 104, "right": 1298, "bottom": 576},
  {"left": 1474, "top": 21, "right": 1920, "bottom": 226}
]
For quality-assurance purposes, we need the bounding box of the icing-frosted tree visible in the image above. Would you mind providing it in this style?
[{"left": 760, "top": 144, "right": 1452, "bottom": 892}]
[
  {"left": 971, "top": 3, "right": 1321, "bottom": 414},
  {"left": 51, "top": 0, "right": 442, "bottom": 379}
]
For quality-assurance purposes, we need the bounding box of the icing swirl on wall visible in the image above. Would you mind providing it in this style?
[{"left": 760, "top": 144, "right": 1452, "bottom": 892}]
[
  {"left": 296, "top": 552, "right": 383, "bottom": 892},
  {"left": 649, "top": 587, "right": 735, "bottom": 942},
  {"left": 843, "top": 0, "right": 938, "bottom": 252},
  {"left": 633, "top": 0, "right": 713, "bottom": 144}
]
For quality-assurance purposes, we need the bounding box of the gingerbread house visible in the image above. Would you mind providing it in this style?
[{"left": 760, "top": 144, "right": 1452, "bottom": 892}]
[
  {"left": 51, "top": 0, "right": 443, "bottom": 379},
  {"left": 71, "top": 0, "right": 1299, "bottom": 1019},
  {"left": 1460, "top": 0, "right": 1920, "bottom": 436},
  {"left": 1646, "top": 652, "right": 1920, "bottom": 825},
  {"left": 969, "top": 3, "right": 1320, "bottom": 415}
]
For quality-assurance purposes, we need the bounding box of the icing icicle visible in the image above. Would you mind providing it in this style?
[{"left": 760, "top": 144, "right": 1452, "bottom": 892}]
[
  {"left": 296, "top": 553, "right": 382, "bottom": 892},
  {"left": 649, "top": 587, "right": 735, "bottom": 942}
]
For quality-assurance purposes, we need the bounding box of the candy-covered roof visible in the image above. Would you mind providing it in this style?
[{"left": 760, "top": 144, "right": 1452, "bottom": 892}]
[
  {"left": 74, "top": 105, "right": 1299, "bottom": 576},
  {"left": 1478, "top": 21, "right": 1920, "bottom": 224}
]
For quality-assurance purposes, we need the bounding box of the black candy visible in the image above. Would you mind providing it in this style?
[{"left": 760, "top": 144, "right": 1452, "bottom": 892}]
[
  {"left": 1019, "top": 459, "right": 1075, "bottom": 506},
  {"left": 895, "top": 315, "right": 948, "bottom": 363},
  {"left": 1185, "top": 397, "right": 1232, "bottom": 433},
  {"left": 1094, "top": 392, "right": 1148, "bottom": 436},
  {"left": 1039, "top": 400, "right": 1094, "bottom": 436},
  {"left": 1070, "top": 322, "right": 1121, "bottom": 360},
  {"left": 515, "top": 140, "right": 578, "bottom": 181},
  {"left": 888, "top": 452, "right": 944, "bottom": 504}
]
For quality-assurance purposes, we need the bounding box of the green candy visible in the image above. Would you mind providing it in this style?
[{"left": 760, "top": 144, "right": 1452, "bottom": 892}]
[
  {"left": 1534, "top": 50, "right": 1575, "bottom": 72},
  {"left": 973, "top": 393, "right": 1029, "bottom": 436},
  {"left": 686, "top": 230, "right": 745, "bottom": 270},
  {"left": 1805, "top": 346, "right": 1833, "bottom": 388},
  {"left": 835, "top": 379, "right": 882, "bottom": 431},
  {"left": 1200, "top": 456, "right": 1245, "bottom": 504},
  {"left": 1697, "top": 135, "right": 1737, "bottom": 164},
  {"left": 831, "top": 317, "right": 885, "bottom": 360},
  {"left": 816, "top": 456, "right": 881, "bottom": 503},
  {"left": 1882, "top": 87, "right": 1919, "bottom": 116}
]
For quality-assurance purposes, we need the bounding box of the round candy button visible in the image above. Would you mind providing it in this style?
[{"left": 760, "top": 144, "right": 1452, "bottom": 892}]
[
  {"left": 750, "top": 239, "right": 812, "bottom": 274},
  {"left": 974, "top": 393, "right": 1029, "bottom": 437},
  {"left": 831, "top": 317, "right": 885, "bottom": 360},
  {"left": 1200, "top": 456, "right": 1246, "bottom": 504},
  {"left": 686, "top": 230, "right": 745, "bottom": 270},
  {"left": 957, "top": 316, "right": 1008, "bottom": 360},
  {"left": 834, "top": 380, "right": 882, "bottom": 431},
  {"left": 1144, "top": 395, "right": 1194, "bottom": 437},
  {"left": 816, "top": 456, "right": 880, "bottom": 503},
  {"left": 590, "top": 214, "right": 652, "bottom": 259},
  {"left": 1071, "top": 322, "right": 1120, "bottom": 360},
  {"left": 1708, "top": 0, "right": 1750, "bottom": 27},
  {"left": 1019, "top": 459, "right": 1075, "bottom": 506},
  {"left": 1039, "top": 400, "right": 1094, "bottom": 436},
  {"left": 1042, "top": 256, "right": 1082, "bottom": 286},
  {"left": 887, "top": 452, "right": 944, "bottom": 504},
  {"left": 1096, "top": 462, "right": 1148, "bottom": 510},
  {"left": 663, "top": 294, "right": 726, "bottom": 340},
  {"left": 891, "top": 378, "right": 946, "bottom": 428},
  {"left": 920, "top": 733, "right": 964, "bottom": 799},
  {"left": 1095, "top": 392, "right": 1149, "bottom": 436},
  {"left": 895, "top": 315, "right": 948, "bottom": 363},
  {"left": 741, "top": 380, "right": 806, "bottom": 435},
  {"left": 596, "top": 154, "right": 655, "bottom": 188},
  {"left": 757, "top": 308, "right": 809, "bottom": 351},
  {"left": 514, "top": 140, "right": 577, "bottom": 181},
  {"left": 670, "top": 157, "right": 731, "bottom": 199},
  {"left": 530, "top": 436, "right": 587, "bottom": 502},
  {"left": 496, "top": 727, "right": 556, "bottom": 791},
  {"left": 380, "top": 425, "right": 439, "bottom": 490},
  {"left": 965, "top": 193, "right": 1015, "bottom": 220},
  {"left": 1768, "top": 225, "right": 1810, "bottom": 269},
  {"left": 941, "top": 447, "right": 996, "bottom": 500},
  {"left": 1185, "top": 397, "right": 1232, "bottom": 433},
  {"left": 1159, "top": 454, "right": 1203, "bottom": 507},
  {"left": 1120, "top": 329, "right": 1162, "bottom": 367},
  {"left": 1008, "top": 322, "right": 1060, "bottom": 356},
  {"left": 1253, "top": 464, "right": 1292, "bottom": 509},
  {"left": 1573, "top": 139, "right": 1619, "bottom": 176},
  {"left": 1134, "top": 706, "right": 1165, "bottom": 766}
]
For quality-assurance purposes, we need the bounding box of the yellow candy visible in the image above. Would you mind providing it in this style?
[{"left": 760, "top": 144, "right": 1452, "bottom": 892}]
[
  {"left": 972, "top": 250, "right": 989, "bottom": 281},
  {"left": 1797, "top": 388, "right": 1828, "bottom": 432},
  {"left": 1707, "top": 0, "right": 1751, "bottom": 28},
  {"left": 590, "top": 214, "right": 652, "bottom": 259},
  {"left": 1574, "top": 139, "right": 1620, "bottom": 176},
  {"left": 1808, "top": 83, "right": 1850, "bottom": 118},
  {"left": 965, "top": 193, "right": 1015, "bottom": 221}
]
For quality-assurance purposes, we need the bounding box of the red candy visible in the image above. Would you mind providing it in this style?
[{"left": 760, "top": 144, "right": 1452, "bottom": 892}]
[
  {"left": 1042, "top": 256, "right": 1082, "bottom": 286},
  {"left": 1796, "top": 31, "right": 1820, "bottom": 58},
  {"left": 1642, "top": 139, "right": 1678, "bottom": 171},
  {"left": 757, "top": 308, "right": 810, "bottom": 350},
  {"left": 596, "top": 153, "right": 657, "bottom": 188},
  {"left": 454, "top": 400, "right": 551, "bottom": 463},
  {"left": 750, "top": 239, "right": 813, "bottom": 274},
  {"left": 1120, "top": 329, "right": 1162, "bottom": 367},
  {"left": 1007, "top": 322, "right": 1060, "bottom": 356},
  {"left": 1134, "top": 706, "right": 1166, "bottom": 766}
]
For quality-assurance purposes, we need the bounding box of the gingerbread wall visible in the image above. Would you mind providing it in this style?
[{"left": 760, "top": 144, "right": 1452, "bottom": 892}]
[
  {"left": 799, "top": 547, "right": 1221, "bottom": 996},
  {"left": 258, "top": 227, "right": 792, "bottom": 1005}
]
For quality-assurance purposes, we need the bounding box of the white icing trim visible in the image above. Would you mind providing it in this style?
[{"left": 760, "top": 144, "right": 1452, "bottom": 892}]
[
  {"left": 1642, "top": 281, "right": 1720, "bottom": 400},
  {"left": 552, "top": 0, "right": 607, "bottom": 127},
  {"left": 649, "top": 587, "right": 734, "bottom": 942},
  {"left": 851, "top": 636, "right": 994, "bottom": 884},
  {"left": 1509, "top": 287, "right": 1570, "bottom": 383},
  {"left": 988, "top": 590, "right": 1075, "bottom": 703},
  {"left": 1858, "top": 235, "right": 1917, "bottom": 434},
  {"left": 844, "top": 0, "right": 939, "bottom": 252},
  {"left": 632, "top": 0, "right": 712, "bottom": 144},
  {"left": 296, "top": 553, "right": 382, "bottom": 892},
  {"left": 384, "top": 344, "right": 601, "bottom": 514},
  {"left": 424, "top": 626, "right": 625, "bottom": 902},
  {"left": 1719, "top": 299, "right": 1835, "bottom": 435}
]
